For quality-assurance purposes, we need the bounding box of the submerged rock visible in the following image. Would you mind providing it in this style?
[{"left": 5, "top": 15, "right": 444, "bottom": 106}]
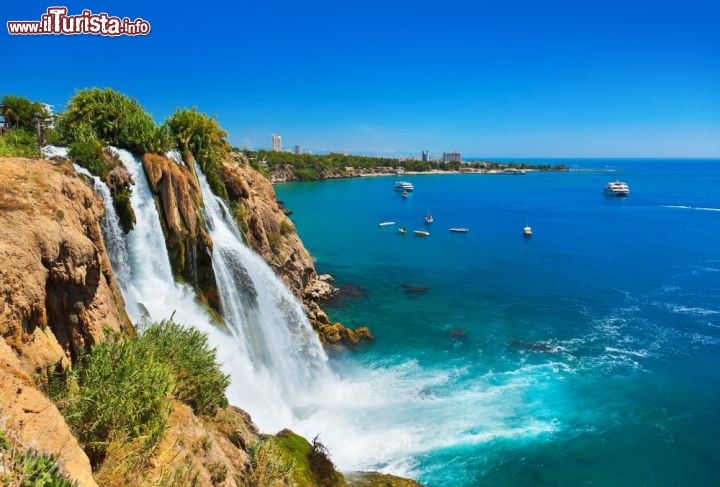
[{"left": 403, "top": 283, "right": 429, "bottom": 294}]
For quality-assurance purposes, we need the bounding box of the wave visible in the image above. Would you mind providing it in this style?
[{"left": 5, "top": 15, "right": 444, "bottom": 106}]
[{"left": 662, "top": 205, "right": 720, "bottom": 212}]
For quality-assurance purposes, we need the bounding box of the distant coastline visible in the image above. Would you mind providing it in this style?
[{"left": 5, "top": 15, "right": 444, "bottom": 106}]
[{"left": 265, "top": 164, "right": 618, "bottom": 184}]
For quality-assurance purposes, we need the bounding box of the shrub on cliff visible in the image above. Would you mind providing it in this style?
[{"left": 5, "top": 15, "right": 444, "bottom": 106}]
[
  {"left": 50, "top": 320, "right": 230, "bottom": 467},
  {"left": 0, "top": 128, "right": 37, "bottom": 158},
  {"left": 166, "top": 107, "right": 230, "bottom": 199},
  {"left": 55, "top": 88, "right": 173, "bottom": 155},
  {"left": 0, "top": 430, "right": 78, "bottom": 487},
  {"left": 50, "top": 333, "right": 175, "bottom": 466},
  {"left": 138, "top": 319, "right": 230, "bottom": 416}
]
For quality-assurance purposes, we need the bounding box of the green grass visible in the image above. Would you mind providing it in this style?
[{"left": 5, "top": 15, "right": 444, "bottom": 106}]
[
  {"left": 0, "top": 129, "right": 38, "bottom": 158},
  {"left": 49, "top": 319, "right": 230, "bottom": 470},
  {"left": 49, "top": 334, "right": 174, "bottom": 466},
  {"left": 138, "top": 319, "right": 230, "bottom": 416},
  {"left": 0, "top": 430, "right": 78, "bottom": 487}
]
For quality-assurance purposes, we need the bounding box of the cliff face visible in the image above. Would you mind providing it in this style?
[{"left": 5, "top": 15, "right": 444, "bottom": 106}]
[
  {"left": 219, "top": 158, "right": 373, "bottom": 347},
  {"left": 0, "top": 157, "right": 132, "bottom": 486},
  {"left": 0, "top": 155, "right": 413, "bottom": 487},
  {"left": 141, "top": 153, "right": 220, "bottom": 313}
]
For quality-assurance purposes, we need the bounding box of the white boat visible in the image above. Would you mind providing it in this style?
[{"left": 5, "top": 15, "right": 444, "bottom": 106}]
[
  {"left": 379, "top": 221, "right": 396, "bottom": 226},
  {"left": 605, "top": 180, "right": 630, "bottom": 196},
  {"left": 424, "top": 209, "right": 433, "bottom": 224},
  {"left": 394, "top": 181, "right": 414, "bottom": 192},
  {"left": 523, "top": 216, "right": 532, "bottom": 237},
  {"left": 414, "top": 230, "right": 430, "bottom": 236},
  {"left": 450, "top": 228, "right": 469, "bottom": 233},
  {"left": 398, "top": 227, "right": 407, "bottom": 234}
]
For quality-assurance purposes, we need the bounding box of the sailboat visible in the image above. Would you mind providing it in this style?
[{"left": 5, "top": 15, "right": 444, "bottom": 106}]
[
  {"left": 523, "top": 216, "right": 532, "bottom": 237},
  {"left": 424, "top": 209, "right": 433, "bottom": 224}
]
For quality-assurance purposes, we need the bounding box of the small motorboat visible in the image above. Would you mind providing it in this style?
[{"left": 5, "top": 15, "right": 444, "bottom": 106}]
[
  {"left": 414, "top": 230, "right": 430, "bottom": 237},
  {"left": 450, "top": 228, "right": 469, "bottom": 233},
  {"left": 523, "top": 216, "right": 532, "bottom": 237},
  {"left": 398, "top": 227, "right": 407, "bottom": 234},
  {"left": 402, "top": 190, "right": 408, "bottom": 198},
  {"left": 379, "top": 221, "right": 396, "bottom": 227}
]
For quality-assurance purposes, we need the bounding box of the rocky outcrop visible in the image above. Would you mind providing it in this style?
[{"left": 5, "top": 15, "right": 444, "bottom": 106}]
[
  {"left": 346, "top": 471, "right": 424, "bottom": 486},
  {"left": 219, "top": 158, "right": 373, "bottom": 347},
  {"left": 0, "top": 157, "right": 131, "bottom": 373},
  {"left": 141, "top": 153, "right": 219, "bottom": 313},
  {"left": 0, "top": 156, "right": 133, "bottom": 486},
  {"left": 95, "top": 402, "right": 258, "bottom": 486}
]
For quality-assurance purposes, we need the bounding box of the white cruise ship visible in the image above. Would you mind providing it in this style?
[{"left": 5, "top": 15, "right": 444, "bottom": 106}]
[
  {"left": 605, "top": 180, "right": 630, "bottom": 197},
  {"left": 394, "top": 181, "right": 414, "bottom": 192}
]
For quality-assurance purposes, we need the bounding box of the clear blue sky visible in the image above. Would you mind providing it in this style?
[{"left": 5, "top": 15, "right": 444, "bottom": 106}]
[{"left": 3, "top": 0, "right": 719, "bottom": 157}]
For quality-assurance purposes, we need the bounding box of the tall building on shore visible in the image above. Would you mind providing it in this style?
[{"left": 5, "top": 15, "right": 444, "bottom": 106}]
[
  {"left": 421, "top": 150, "right": 430, "bottom": 162},
  {"left": 272, "top": 134, "right": 282, "bottom": 152},
  {"left": 442, "top": 151, "right": 462, "bottom": 163},
  {"left": 294, "top": 144, "right": 302, "bottom": 155}
]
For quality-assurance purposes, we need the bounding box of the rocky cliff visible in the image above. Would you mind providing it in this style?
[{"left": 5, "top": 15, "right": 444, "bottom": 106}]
[
  {"left": 219, "top": 157, "right": 373, "bottom": 347},
  {"left": 141, "top": 153, "right": 220, "bottom": 313},
  {"left": 0, "top": 157, "right": 131, "bottom": 486}
]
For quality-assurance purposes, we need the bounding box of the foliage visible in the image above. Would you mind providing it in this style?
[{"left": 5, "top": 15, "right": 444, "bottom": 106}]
[
  {"left": 0, "top": 430, "right": 78, "bottom": 487},
  {"left": 112, "top": 187, "right": 135, "bottom": 233},
  {"left": 68, "top": 138, "right": 106, "bottom": 179},
  {"left": 166, "top": 108, "right": 230, "bottom": 199},
  {"left": 308, "top": 436, "right": 343, "bottom": 487},
  {"left": 267, "top": 230, "right": 282, "bottom": 254},
  {"left": 50, "top": 319, "right": 232, "bottom": 468},
  {"left": 55, "top": 88, "right": 172, "bottom": 155},
  {"left": 280, "top": 219, "right": 294, "bottom": 236},
  {"left": 49, "top": 334, "right": 174, "bottom": 466},
  {"left": 243, "top": 438, "right": 297, "bottom": 487},
  {"left": 247, "top": 149, "right": 567, "bottom": 180},
  {"left": 1, "top": 94, "right": 49, "bottom": 131},
  {"left": 138, "top": 319, "right": 230, "bottom": 416},
  {"left": 207, "top": 460, "right": 228, "bottom": 485},
  {"left": 0, "top": 128, "right": 37, "bottom": 158}
]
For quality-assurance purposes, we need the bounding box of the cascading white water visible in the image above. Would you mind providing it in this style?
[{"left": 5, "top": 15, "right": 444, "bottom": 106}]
[
  {"left": 43, "top": 146, "right": 131, "bottom": 282},
  {"left": 72, "top": 162, "right": 131, "bottom": 284},
  {"left": 114, "top": 148, "right": 323, "bottom": 429},
  {"left": 62, "top": 146, "right": 562, "bottom": 480},
  {"left": 196, "top": 165, "right": 332, "bottom": 410}
]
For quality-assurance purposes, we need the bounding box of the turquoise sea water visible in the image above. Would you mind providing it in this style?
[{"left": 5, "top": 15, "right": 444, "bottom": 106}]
[{"left": 276, "top": 160, "right": 720, "bottom": 486}]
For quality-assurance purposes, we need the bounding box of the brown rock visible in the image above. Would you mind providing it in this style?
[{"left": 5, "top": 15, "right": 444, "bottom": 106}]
[
  {"left": 0, "top": 158, "right": 130, "bottom": 375},
  {"left": 141, "top": 154, "right": 219, "bottom": 311},
  {"left": 0, "top": 366, "right": 97, "bottom": 487},
  {"left": 106, "top": 165, "right": 134, "bottom": 193}
]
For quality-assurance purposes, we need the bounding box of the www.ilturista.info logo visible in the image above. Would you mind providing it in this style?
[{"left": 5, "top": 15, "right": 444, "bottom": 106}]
[{"left": 7, "top": 7, "right": 150, "bottom": 36}]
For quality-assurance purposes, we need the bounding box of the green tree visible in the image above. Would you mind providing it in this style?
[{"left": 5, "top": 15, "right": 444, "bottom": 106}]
[
  {"left": 1, "top": 94, "right": 48, "bottom": 131},
  {"left": 55, "top": 88, "right": 172, "bottom": 155},
  {"left": 166, "top": 107, "right": 231, "bottom": 198}
]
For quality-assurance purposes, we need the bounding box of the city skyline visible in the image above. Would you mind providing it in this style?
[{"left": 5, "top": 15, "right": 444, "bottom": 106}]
[{"left": 2, "top": 0, "right": 719, "bottom": 157}]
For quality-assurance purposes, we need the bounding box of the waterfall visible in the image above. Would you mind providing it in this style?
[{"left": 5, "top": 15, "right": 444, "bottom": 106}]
[
  {"left": 195, "top": 164, "right": 331, "bottom": 405},
  {"left": 113, "top": 148, "right": 325, "bottom": 429},
  {"left": 72, "top": 162, "right": 131, "bottom": 284},
  {"left": 43, "top": 146, "right": 130, "bottom": 283}
]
